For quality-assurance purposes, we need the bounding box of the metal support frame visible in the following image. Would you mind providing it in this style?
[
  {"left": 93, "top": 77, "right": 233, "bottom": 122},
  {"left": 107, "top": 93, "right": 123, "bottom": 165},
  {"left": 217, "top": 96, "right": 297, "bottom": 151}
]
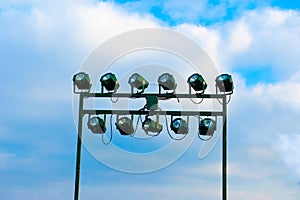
[
  {"left": 74, "top": 94, "right": 84, "bottom": 200},
  {"left": 74, "top": 93, "right": 228, "bottom": 200},
  {"left": 222, "top": 95, "right": 227, "bottom": 200}
]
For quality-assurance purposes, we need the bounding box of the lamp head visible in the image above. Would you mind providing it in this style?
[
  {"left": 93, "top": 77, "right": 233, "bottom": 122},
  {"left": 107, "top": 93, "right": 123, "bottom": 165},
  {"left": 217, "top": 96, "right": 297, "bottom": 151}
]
[
  {"left": 87, "top": 117, "right": 106, "bottom": 134},
  {"left": 187, "top": 73, "right": 207, "bottom": 93},
  {"left": 73, "top": 72, "right": 92, "bottom": 91},
  {"left": 128, "top": 73, "right": 149, "bottom": 93},
  {"left": 170, "top": 118, "right": 188, "bottom": 134},
  {"left": 142, "top": 118, "right": 163, "bottom": 133},
  {"left": 215, "top": 74, "right": 234, "bottom": 94},
  {"left": 115, "top": 117, "right": 134, "bottom": 135},
  {"left": 199, "top": 118, "right": 216, "bottom": 136},
  {"left": 158, "top": 73, "right": 177, "bottom": 91},
  {"left": 100, "top": 72, "right": 120, "bottom": 92}
]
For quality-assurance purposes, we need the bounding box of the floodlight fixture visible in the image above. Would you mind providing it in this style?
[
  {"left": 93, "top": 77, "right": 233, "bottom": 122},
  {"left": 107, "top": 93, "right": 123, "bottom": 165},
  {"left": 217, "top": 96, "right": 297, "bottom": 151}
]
[
  {"left": 199, "top": 118, "right": 216, "bottom": 136},
  {"left": 187, "top": 73, "right": 207, "bottom": 94},
  {"left": 158, "top": 73, "right": 177, "bottom": 93},
  {"left": 215, "top": 74, "right": 234, "bottom": 94},
  {"left": 100, "top": 72, "right": 120, "bottom": 93},
  {"left": 115, "top": 116, "right": 134, "bottom": 135},
  {"left": 73, "top": 72, "right": 92, "bottom": 93},
  {"left": 87, "top": 116, "right": 106, "bottom": 134},
  {"left": 142, "top": 117, "right": 163, "bottom": 134},
  {"left": 128, "top": 73, "right": 149, "bottom": 93},
  {"left": 170, "top": 117, "right": 189, "bottom": 134}
]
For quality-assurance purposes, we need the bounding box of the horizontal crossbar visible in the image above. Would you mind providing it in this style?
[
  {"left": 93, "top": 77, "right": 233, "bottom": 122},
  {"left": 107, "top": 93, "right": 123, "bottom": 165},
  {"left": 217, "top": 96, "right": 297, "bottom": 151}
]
[
  {"left": 83, "top": 109, "right": 224, "bottom": 116},
  {"left": 80, "top": 93, "right": 226, "bottom": 99}
]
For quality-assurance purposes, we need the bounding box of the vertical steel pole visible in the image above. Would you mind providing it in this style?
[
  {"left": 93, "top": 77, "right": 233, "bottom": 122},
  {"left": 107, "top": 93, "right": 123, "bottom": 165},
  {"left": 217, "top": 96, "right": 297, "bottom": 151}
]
[
  {"left": 222, "top": 95, "right": 227, "bottom": 200},
  {"left": 74, "top": 94, "right": 84, "bottom": 200}
]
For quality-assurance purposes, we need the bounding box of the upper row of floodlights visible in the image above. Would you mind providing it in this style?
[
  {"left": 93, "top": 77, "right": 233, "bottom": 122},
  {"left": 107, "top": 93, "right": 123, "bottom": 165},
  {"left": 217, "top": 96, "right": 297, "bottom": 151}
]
[{"left": 73, "top": 72, "right": 234, "bottom": 95}]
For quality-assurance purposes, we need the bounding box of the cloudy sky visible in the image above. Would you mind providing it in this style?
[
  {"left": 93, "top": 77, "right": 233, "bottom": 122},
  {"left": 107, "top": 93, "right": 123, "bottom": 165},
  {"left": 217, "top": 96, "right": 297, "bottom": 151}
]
[{"left": 1, "top": 0, "right": 300, "bottom": 199}]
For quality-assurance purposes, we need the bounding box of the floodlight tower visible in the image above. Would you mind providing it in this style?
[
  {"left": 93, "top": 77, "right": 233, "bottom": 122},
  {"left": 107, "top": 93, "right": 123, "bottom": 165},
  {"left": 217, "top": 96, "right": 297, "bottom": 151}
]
[{"left": 72, "top": 71, "right": 234, "bottom": 200}]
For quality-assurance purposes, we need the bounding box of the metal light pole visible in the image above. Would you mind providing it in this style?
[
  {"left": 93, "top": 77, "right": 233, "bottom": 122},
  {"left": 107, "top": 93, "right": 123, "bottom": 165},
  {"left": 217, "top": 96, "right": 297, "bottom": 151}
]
[
  {"left": 74, "top": 94, "right": 83, "bottom": 200},
  {"left": 222, "top": 95, "right": 227, "bottom": 200},
  {"left": 73, "top": 92, "right": 229, "bottom": 200},
  {"left": 73, "top": 71, "right": 233, "bottom": 200}
]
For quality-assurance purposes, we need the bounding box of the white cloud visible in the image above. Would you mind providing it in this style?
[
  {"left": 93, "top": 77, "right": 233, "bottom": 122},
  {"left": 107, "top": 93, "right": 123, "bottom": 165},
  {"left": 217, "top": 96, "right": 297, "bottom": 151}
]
[
  {"left": 175, "top": 8, "right": 300, "bottom": 78},
  {"left": 174, "top": 23, "right": 221, "bottom": 67},
  {"left": 71, "top": 2, "right": 160, "bottom": 50},
  {"left": 275, "top": 134, "right": 300, "bottom": 178},
  {"left": 1, "top": 1, "right": 300, "bottom": 200},
  {"left": 226, "top": 20, "right": 253, "bottom": 53},
  {"left": 220, "top": 8, "right": 300, "bottom": 78},
  {"left": 0, "top": 0, "right": 161, "bottom": 120}
]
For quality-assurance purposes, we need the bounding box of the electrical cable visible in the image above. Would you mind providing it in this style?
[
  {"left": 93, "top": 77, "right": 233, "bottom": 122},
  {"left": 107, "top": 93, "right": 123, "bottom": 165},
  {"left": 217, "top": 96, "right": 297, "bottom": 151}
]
[
  {"left": 111, "top": 96, "right": 119, "bottom": 103},
  {"left": 102, "top": 114, "right": 113, "bottom": 145},
  {"left": 226, "top": 95, "right": 232, "bottom": 104},
  {"left": 173, "top": 92, "right": 180, "bottom": 103},
  {"left": 158, "top": 91, "right": 180, "bottom": 103},
  {"left": 130, "top": 114, "right": 142, "bottom": 137},
  {"left": 216, "top": 94, "right": 232, "bottom": 105},
  {"left": 146, "top": 131, "right": 161, "bottom": 137},
  {"left": 189, "top": 97, "right": 204, "bottom": 104},
  {"left": 198, "top": 132, "right": 213, "bottom": 141},
  {"left": 189, "top": 90, "right": 205, "bottom": 104}
]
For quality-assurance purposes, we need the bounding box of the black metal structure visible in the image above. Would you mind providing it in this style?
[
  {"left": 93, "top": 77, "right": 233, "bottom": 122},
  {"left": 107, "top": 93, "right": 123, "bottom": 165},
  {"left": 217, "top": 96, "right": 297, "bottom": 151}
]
[{"left": 73, "top": 91, "right": 229, "bottom": 200}]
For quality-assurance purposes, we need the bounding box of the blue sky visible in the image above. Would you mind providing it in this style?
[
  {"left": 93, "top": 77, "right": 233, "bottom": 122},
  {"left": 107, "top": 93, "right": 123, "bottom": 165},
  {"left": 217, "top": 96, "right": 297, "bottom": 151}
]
[{"left": 1, "top": 0, "right": 300, "bottom": 199}]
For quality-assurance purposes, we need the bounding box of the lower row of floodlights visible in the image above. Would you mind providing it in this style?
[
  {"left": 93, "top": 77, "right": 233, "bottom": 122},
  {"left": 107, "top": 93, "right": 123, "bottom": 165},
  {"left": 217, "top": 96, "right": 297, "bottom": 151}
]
[
  {"left": 73, "top": 72, "right": 234, "bottom": 94},
  {"left": 87, "top": 114, "right": 217, "bottom": 140}
]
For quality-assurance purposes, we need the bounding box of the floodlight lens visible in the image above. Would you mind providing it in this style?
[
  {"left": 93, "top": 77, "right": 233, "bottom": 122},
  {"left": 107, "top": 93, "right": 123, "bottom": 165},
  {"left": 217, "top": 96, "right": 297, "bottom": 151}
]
[
  {"left": 87, "top": 117, "right": 106, "bottom": 134},
  {"left": 115, "top": 117, "right": 134, "bottom": 135},
  {"left": 100, "top": 73, "right": 120, "bottom": 92},
  {"left": 128, "top": 73, "right": 149, "bottom": 91},
  {"left": 158, "top": 73, "right": 177, "bottom": 90},
  {"left": 73, "top": 72, "right": 92, "bottom": 90},
  {"left": 215, "top": 74, "right": 234, "bottom": 93},
  {"left": 129, "top": 74, "right": 138, "bottom": 83},
  {"left": 142, "top": 118, "right": 163, "bottom": 133},
  {"left": 187, "top": 73, "right": 207, "bottom": 92},
  {"left": 199, "top": 118, "right": 216, "bottom": 136},
  {"left": 170, "top": 118, "right": 188, "bottom": 134}
]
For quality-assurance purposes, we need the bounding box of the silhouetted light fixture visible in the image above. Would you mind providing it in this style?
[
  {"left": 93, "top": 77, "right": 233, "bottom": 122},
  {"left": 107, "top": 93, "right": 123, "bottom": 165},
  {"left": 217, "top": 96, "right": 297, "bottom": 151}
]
[
  {"left": 146, "top": 95, "right": 158, "bottom": 110},
  {"left": 158, "top": 73, "right": 177, "bottom": 93},
  {"left": 115, "top": 117, "right": 134, "bottom": 135},
  {"left": 142, "top": 117, "right": 163, "bottom": 133},
  {"left": 128, "top": 73, "right": 149, "bottom": 93},
  {"left": 87, "top": 116, "right": 106, "bottom": 134},
  {"left": 199, "top": 118, "right": 216, "bottom": 136},
  {"left": 215, "top": 74, "right": 234, "bottom": 94},
  {"left": 73, "top": 72, "right": 92, "bottom": 92},
  {"left": 187, "top": 73, "right": 207, "bottom": 94},
  {"left": 100, "top": 72, "right": 120, "bottom": 93},
  {"left": 170, "top": 118, "right": 188, "bottom": 134}
]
